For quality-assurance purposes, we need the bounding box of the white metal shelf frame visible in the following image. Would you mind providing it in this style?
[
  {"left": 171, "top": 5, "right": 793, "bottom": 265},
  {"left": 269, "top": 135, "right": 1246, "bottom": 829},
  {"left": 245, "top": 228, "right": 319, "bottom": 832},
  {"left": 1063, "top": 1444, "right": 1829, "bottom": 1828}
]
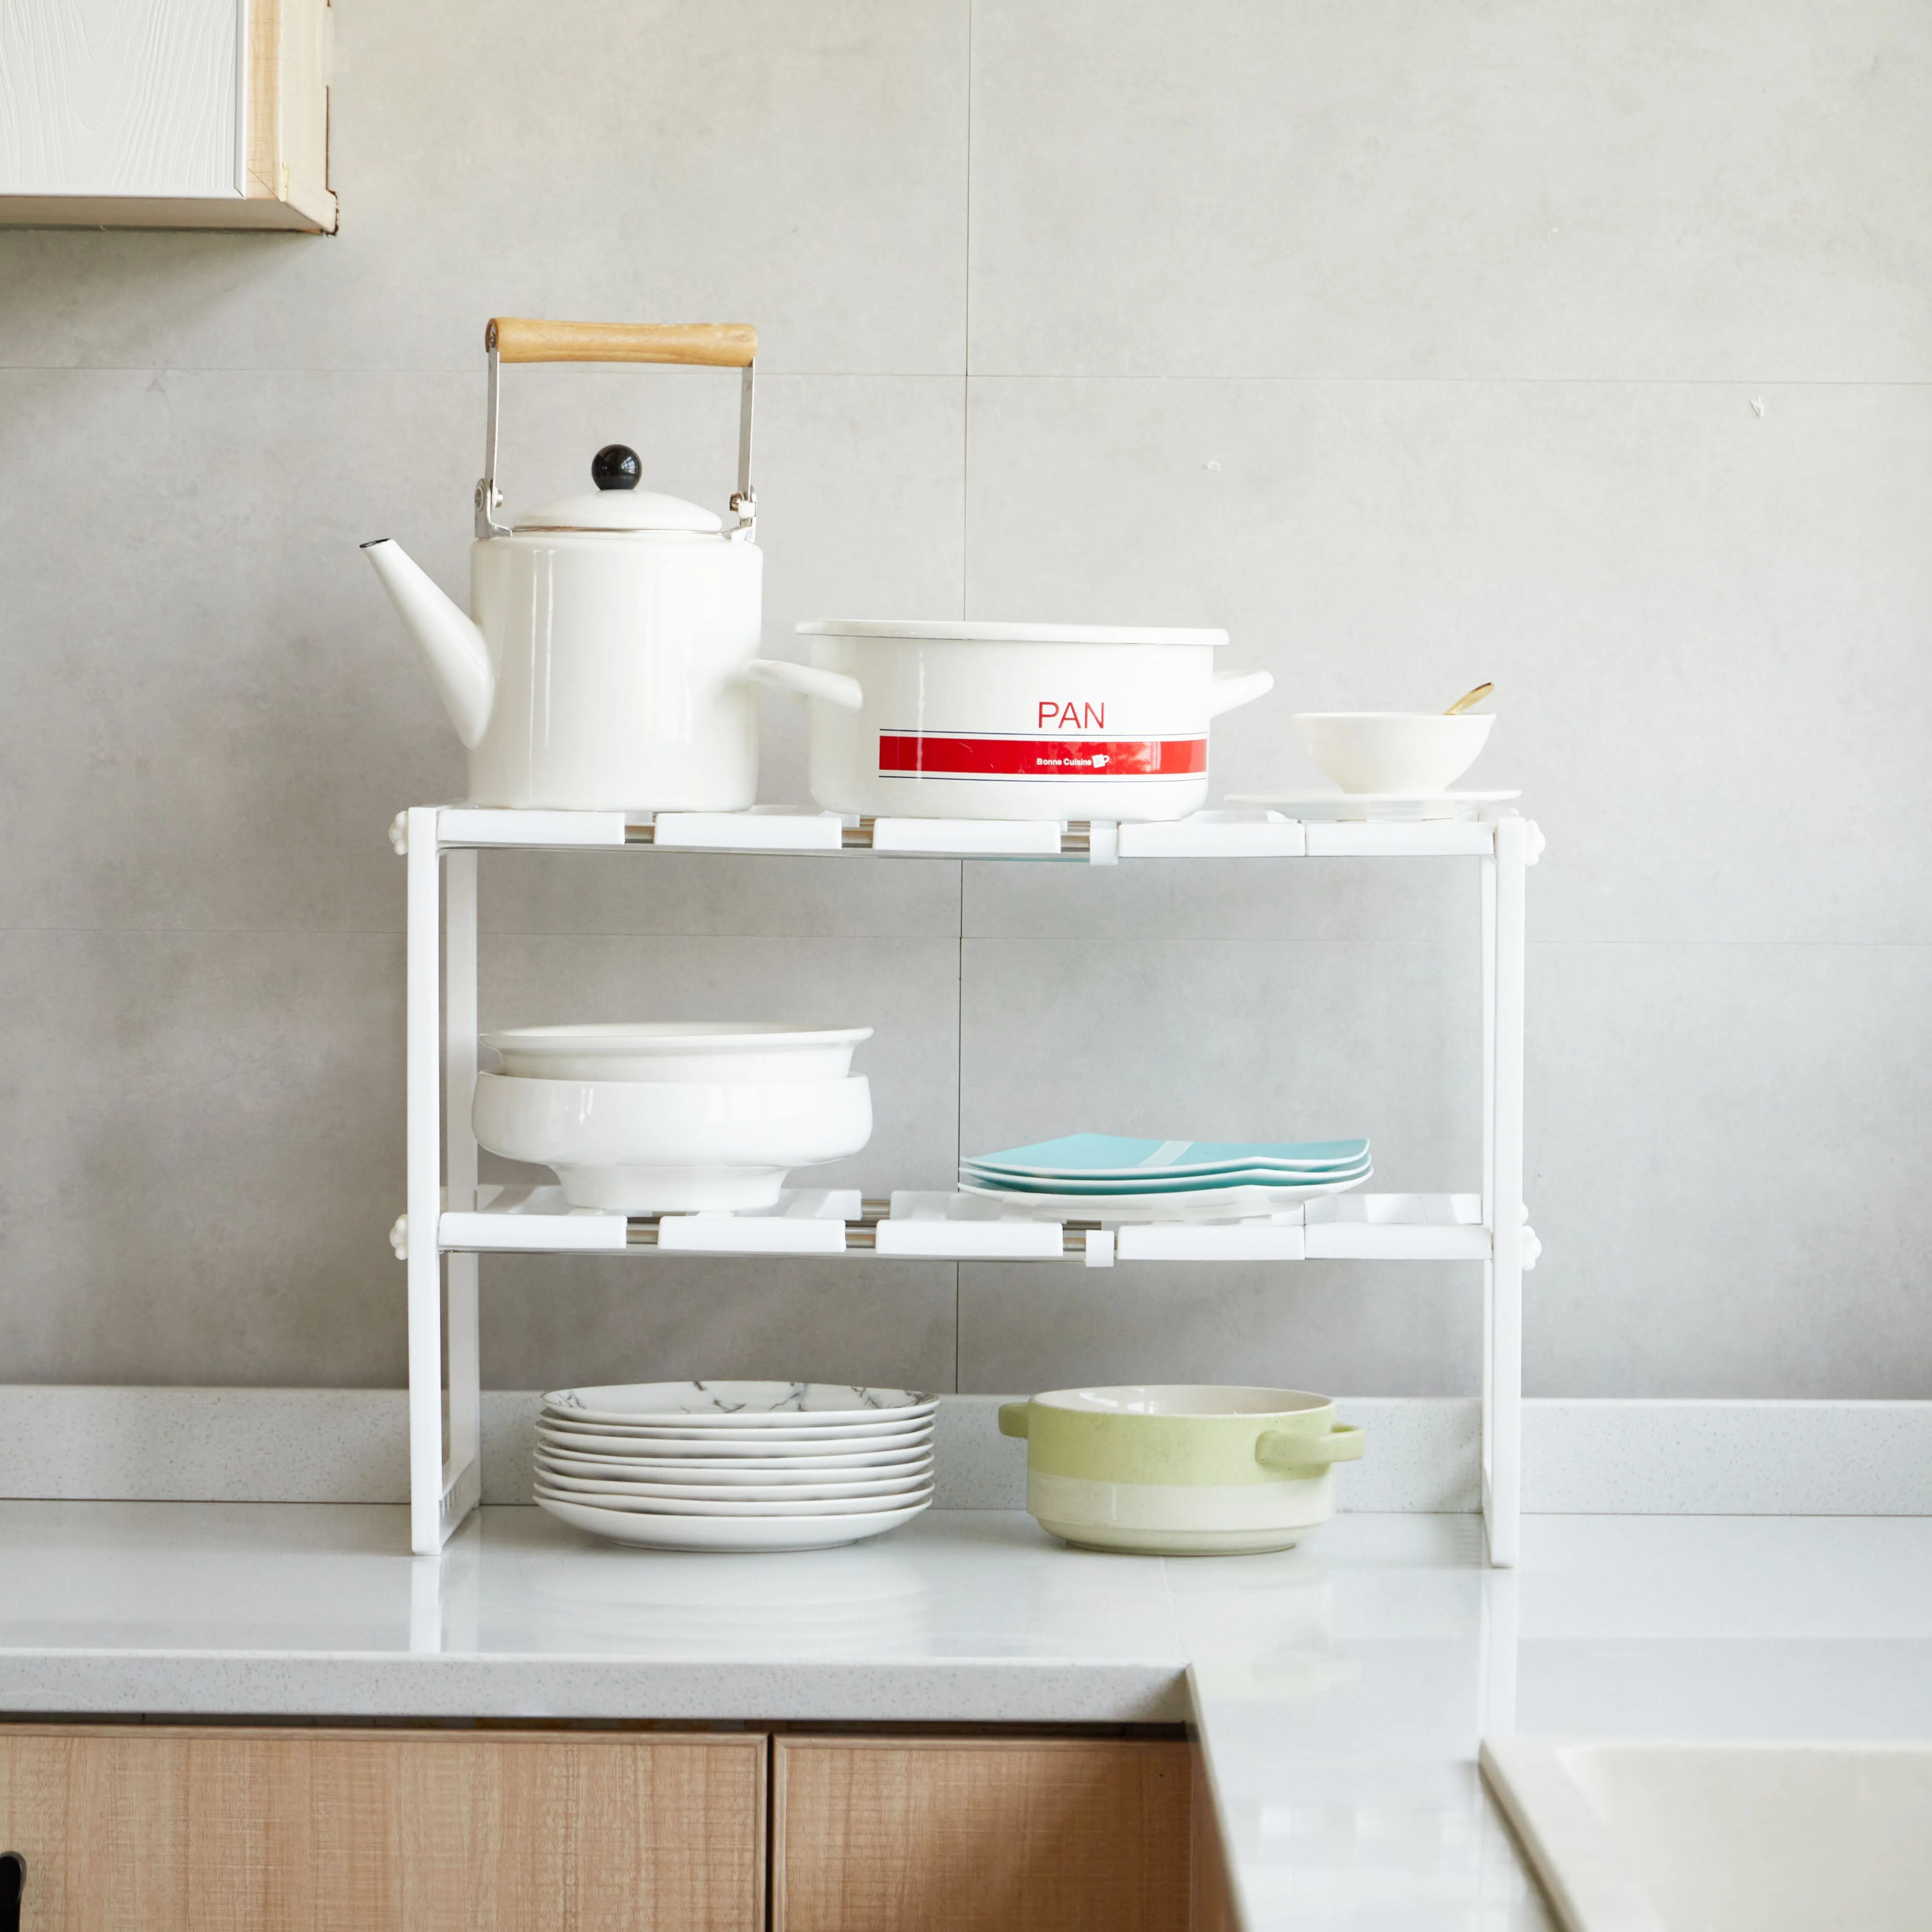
[{"left": 395, "top": 805, "right": 1540, "bottom": 1565}]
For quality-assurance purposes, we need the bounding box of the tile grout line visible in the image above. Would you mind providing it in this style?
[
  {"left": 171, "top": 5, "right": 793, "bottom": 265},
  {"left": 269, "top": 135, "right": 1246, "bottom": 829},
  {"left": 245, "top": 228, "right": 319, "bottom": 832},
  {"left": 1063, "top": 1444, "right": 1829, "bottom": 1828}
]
[
  {"left": 7, "top": 927, "right": 1929, "bottom": 950},
  {"left": 961, "top": 0, "right": 974, "bottom": 618},
  {"left": 955, "top": 861, "right": 966, "bottom": 1396},
  {"left": 6, "top": 366, "right": 1930, "bottom": 389},
  {"left": 956, "top": 0, "right": 973, "bottom": 1401}
]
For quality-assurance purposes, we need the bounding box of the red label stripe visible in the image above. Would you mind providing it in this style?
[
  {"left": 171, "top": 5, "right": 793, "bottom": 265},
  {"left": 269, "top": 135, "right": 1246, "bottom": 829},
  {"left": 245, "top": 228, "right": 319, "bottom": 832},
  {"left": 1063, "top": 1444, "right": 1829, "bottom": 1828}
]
[{"left": 878, "top": 733, "right": 1207, "bottom": 780}]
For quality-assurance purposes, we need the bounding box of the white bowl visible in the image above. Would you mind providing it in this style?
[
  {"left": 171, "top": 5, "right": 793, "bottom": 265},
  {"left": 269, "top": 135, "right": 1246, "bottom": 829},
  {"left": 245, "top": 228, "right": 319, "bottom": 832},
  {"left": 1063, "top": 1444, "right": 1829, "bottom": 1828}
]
[
  {"left": 1294, "top": 712, "right": 1494, "bottom": 793},
  {"left": 473, "top": 1074, "right": 871, "bottom": 1212},
  {"left": 482, "top": 1022, "right": 871, "bottom": 1084}
]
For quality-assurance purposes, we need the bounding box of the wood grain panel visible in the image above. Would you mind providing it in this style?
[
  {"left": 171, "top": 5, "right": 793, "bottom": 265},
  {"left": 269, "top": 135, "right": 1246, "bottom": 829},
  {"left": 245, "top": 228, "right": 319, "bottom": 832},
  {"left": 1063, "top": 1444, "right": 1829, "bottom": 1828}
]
[
  {"left": 245, "top": 0, "right": 335, "bottom": 228},
  {"left": 0, "top": 0, "right": 240, "bottom": 195},
  {"left": 1188, "top": 1748, "right": 1239, "bottom": 1932},
  {"left": 0, "top": 1725, "right": 763, "bottom": 1932},
  {"left": 773, "top": 1736, "right": 1192, "bottom": 1932}
]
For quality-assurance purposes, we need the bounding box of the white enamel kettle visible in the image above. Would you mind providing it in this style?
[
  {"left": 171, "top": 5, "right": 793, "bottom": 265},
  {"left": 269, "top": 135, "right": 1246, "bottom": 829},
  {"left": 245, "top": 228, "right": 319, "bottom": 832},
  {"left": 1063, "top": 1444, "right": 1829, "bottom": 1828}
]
[{"left": 362, "top": 317, "right": 850, "bottom": 812}]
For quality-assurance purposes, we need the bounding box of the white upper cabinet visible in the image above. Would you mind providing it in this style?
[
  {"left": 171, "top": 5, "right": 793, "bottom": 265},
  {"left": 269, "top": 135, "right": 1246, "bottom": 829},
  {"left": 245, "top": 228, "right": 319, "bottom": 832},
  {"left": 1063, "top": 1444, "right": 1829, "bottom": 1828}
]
[{"left": 0, "top": 0, "right": 334, "bottom": 230}]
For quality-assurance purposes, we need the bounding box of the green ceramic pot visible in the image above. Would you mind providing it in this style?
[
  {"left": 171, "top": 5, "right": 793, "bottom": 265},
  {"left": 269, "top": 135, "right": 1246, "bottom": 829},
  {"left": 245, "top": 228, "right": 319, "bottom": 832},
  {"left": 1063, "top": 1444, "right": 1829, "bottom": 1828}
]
[{"left": 998, "top": 1384, "right": 1365, "bottom": 1556}]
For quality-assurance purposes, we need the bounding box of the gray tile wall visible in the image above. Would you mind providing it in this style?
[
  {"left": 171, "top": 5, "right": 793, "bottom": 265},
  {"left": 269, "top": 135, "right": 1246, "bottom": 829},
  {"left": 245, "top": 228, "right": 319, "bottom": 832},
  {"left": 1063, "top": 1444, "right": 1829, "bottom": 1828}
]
[{"left": 1, "top": 0, "right": 1925, "bottom": 1397}]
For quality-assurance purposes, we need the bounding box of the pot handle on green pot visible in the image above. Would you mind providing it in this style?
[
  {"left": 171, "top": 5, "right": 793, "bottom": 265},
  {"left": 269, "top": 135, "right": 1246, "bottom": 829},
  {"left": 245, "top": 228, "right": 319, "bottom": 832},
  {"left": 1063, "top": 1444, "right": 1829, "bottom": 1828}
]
[
  {"left": 1255, "top": 1423, "right": 1364, "bottom": 1472},
  {"left": 997, "top": 1402, "right": 1031, "bottom": 1439}
]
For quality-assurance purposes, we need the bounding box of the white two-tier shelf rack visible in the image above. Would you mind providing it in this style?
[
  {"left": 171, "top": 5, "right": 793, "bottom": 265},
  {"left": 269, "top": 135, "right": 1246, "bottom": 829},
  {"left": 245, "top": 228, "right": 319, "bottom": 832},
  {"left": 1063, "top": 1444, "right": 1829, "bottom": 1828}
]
[{"left": 393, "top": 803, "right": 1541, "bottom": 1565}]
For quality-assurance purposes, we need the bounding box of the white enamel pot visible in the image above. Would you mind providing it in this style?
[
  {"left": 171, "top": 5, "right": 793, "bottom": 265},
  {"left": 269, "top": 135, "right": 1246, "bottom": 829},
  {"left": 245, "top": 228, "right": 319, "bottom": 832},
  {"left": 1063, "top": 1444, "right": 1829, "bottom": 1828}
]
[
  {"left": 365, "top": 317, "right": 822, "bottom": 813},
  {"left": 756, "top": 620, "right": 1274, "bottom": 822}
]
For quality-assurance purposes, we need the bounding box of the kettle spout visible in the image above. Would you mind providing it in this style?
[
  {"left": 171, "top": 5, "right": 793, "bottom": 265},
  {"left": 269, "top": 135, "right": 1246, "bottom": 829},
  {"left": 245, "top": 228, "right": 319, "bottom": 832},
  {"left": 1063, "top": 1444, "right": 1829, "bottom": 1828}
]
[{"left": 362, "top": 539, "right": 494, "bottom": 748}]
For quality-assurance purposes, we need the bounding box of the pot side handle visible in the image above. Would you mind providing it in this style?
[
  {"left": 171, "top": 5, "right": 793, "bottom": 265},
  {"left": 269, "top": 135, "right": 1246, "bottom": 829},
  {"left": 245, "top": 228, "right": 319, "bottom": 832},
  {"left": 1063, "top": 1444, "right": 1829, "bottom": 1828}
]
[
  {"left": 1207, "top": 668, "right": 1276, "bottom": 718},
  {"left": 742, "top": 659, "right": 865, "bottom": 712},
  {"left": 997, "top": 1402, "right": 1031, "bottom": 1440},
  {"left": 1255, "top": 1423, "right": 1364, "bottom": 1471}
]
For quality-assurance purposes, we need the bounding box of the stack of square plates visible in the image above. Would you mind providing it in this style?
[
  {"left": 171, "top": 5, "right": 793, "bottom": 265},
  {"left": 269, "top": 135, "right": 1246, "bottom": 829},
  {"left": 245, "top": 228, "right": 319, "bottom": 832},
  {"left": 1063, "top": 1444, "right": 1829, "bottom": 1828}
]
[
  {"left": 535, "top": 1381, "right": 936, "bottom": 1552},
  {"left": 960, "top": 1134, "right": 1372, "bottom": 1220}
]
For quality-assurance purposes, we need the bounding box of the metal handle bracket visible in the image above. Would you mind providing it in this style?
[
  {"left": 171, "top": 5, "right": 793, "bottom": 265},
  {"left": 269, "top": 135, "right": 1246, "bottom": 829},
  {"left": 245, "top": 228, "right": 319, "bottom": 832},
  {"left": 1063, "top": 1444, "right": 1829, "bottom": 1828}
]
[{"left": 474, "top": 325, "right": 757, "bottom": 542}]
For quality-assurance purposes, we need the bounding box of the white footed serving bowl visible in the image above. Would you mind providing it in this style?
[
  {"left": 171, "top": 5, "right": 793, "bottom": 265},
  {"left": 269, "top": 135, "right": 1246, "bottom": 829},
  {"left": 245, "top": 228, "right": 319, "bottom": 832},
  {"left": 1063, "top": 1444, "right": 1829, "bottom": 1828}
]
[
  {"left": 1295, "top": 712, "right": 1493, "bottom": 794},
  {"left": 482, "top": 1021, "right": 871, "bottom": 1084},
  {"left": 473, "top": 1072, "right": 871, "bottom": 1210}
]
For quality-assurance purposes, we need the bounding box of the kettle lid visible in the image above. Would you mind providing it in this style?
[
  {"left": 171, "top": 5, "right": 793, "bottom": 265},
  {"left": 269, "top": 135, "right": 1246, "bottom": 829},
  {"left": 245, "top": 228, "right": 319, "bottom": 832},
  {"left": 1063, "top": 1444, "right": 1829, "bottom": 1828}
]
[{"left": 511, "top": 442, "right": 724, "bottom": 534}]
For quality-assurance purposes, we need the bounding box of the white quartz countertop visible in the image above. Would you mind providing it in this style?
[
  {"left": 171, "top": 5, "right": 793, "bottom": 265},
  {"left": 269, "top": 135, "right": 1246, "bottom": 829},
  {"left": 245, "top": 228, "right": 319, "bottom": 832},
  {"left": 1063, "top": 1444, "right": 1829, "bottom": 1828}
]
[{"left": 3, "top": 1502, "right": 1930, "bottom": 1930}]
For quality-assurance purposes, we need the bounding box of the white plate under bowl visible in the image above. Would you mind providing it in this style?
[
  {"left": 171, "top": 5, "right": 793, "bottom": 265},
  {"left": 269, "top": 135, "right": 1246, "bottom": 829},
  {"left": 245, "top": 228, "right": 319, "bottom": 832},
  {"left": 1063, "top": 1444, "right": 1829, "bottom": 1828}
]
[
  {"left": 482, "top": 1021, "right": 873, "bottom": 1085},
  {"left": 533, "top": 1439, "right": 934, "bottom": 1474},
  {"left": 535, "top": 1467, "right": 933, "bottom": 1503},
  {"left": 534, "top": 1480, "right": 932, "bottom": 1518},
  {"left": 537, "top": 1492, "right": 930, "bottom": 1552},
  {"left": 545, "top": 1381, "right": 934, "bottom": 1425},
  {"left": 1228, "top": 788, "right": 1521, "bottom": 822},
  {"left": 956, "top": 1172, "right": 1369, "bottom": 1221}
]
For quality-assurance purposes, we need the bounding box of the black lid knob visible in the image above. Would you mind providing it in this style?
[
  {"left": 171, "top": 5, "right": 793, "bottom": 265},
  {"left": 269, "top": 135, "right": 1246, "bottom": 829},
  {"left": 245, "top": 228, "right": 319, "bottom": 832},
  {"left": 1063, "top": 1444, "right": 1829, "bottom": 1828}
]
[{"left": 592, "top": 444, "right": 641, "bottom": 491}]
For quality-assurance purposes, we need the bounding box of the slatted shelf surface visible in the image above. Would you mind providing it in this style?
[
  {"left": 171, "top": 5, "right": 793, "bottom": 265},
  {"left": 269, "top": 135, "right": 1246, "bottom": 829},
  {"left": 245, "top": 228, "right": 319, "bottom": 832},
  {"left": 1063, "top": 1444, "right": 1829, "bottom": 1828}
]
[
  {"left": 434, "top": 1186, "right": 1510, "bottom": 1265},
  {"left": 403, "top": 806, "right": 1521, "bottom": 861}
]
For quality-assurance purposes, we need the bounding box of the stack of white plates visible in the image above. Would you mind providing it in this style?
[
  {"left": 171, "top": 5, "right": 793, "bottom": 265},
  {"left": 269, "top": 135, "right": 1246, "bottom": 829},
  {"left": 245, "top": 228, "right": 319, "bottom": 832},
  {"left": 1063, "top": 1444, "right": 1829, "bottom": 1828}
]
[
  {"left": 535, "top": 1381, "right": 936, "bottom": 1552},
  {"left": 960, "top": 1134, "right": 1372, "bottom": 1220}
]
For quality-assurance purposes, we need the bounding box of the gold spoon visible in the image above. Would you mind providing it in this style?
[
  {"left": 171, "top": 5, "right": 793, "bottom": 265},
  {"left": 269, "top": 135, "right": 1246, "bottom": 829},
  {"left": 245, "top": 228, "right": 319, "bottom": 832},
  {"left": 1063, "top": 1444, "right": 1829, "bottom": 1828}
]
[{"left": 1446, "top": 682, "right": 1493, "bottom": 715}]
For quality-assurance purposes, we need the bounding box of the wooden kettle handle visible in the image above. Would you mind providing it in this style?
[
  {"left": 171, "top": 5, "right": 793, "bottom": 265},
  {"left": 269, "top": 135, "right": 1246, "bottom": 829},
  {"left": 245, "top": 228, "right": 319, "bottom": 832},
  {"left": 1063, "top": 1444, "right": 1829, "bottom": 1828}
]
[{"left": 485, "top": 319, "right": 757, "bottom": 367}]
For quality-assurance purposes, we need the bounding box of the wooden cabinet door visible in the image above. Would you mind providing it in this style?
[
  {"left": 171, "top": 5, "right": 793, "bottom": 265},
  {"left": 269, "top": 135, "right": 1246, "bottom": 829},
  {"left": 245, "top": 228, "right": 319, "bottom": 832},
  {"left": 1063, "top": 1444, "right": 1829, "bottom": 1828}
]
[
  {"left": 773, "top": 1736, "right": 1192, "bottom": 1932},
  {"left": 0, "top": 1725, "right": 762, "bottom": 1932}
]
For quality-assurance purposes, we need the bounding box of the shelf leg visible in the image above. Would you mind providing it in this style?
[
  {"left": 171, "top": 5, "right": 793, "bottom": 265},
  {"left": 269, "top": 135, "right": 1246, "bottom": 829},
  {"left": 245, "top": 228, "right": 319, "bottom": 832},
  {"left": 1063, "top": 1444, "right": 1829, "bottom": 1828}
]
[
  {"left": 1477, "top": 1563, "right": 1520, "bottom": 1738},
  {"left": 1483, "top": 816, "right": 1527, "bottom": 1568},
  {"left": 443, "top": 847, "right": 481, "bottom": 1541},
  {"left": 1480, "top": 847, "right": 1496, "bottom": 1552},
  {"left": 406, "top": 807, "right": 447, "bottom": 1554}
]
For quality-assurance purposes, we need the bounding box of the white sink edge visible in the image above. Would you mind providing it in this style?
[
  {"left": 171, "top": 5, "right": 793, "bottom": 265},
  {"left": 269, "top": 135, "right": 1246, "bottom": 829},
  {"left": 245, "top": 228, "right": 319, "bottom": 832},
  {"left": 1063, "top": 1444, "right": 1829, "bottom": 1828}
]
[
  {"left": 1482, "top": 1736, "right": 1932, "bottom": 1932},
  {"left": 1481, "top": 1738, "right": 1669, "bottom": 1932}
]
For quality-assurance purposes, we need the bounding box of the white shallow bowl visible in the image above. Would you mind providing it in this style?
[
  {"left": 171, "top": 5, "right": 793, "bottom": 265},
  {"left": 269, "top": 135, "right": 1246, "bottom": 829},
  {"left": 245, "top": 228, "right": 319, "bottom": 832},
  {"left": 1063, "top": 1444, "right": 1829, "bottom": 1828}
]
[
  {"left": 544, "top": 1381, "right": 934, "bottom": 1425},
  {"left": 537, "top": 1491, "right": 930, "bottom": 1551},
  {"left": 474, "top": 1074, "right": 872, "bottom": 1211},
  {"left": 482, "top": 1021, "right": 872, "bottom": 1084},
  {"left": 1295, "top": 712, "right": 1494, "bottom": 793},
  {"left": 534, "top": 1481, "right": 932, "bottom": 1518}
]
